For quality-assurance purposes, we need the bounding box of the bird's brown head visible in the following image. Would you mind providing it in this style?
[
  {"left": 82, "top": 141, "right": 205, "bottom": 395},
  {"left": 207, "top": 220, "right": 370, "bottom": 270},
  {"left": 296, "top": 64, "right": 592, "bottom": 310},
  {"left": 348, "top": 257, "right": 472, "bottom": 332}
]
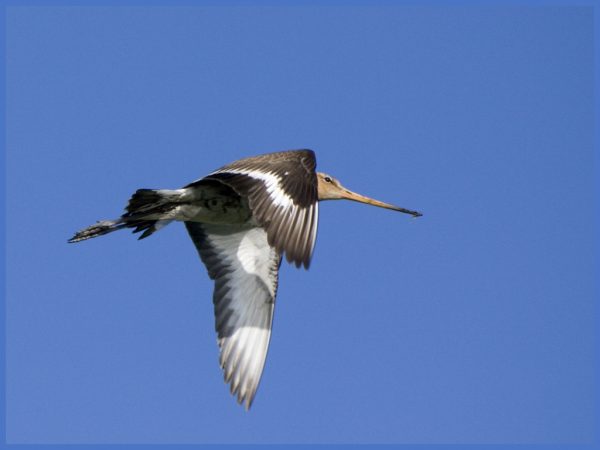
[{"left": 316, "top": 172, "right": 422, "bottom": 217}]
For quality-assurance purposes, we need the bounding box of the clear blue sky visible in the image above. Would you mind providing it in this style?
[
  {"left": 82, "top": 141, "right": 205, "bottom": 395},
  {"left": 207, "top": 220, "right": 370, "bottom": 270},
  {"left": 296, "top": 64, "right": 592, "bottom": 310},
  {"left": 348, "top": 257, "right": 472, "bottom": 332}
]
[{"left": 5, "top": 3, "right": 596, "bottom": 445}]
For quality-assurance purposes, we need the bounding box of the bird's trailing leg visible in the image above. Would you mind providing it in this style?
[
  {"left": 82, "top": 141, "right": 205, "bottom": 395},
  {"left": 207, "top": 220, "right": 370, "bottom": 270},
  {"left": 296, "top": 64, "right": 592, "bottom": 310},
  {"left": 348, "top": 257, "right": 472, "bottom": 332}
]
[
  {"left": 68, "top": 188, "right": 186, "bottom": 243},
  {"left": 68, "top": 219, "right": 129, "bottom": 243}
]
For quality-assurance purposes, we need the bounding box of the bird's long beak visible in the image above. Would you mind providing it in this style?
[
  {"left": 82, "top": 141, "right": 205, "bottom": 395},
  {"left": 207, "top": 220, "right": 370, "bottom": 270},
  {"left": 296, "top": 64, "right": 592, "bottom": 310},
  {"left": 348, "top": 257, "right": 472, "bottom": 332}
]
[{"left": 340, "top": 188, "right": 422, "bottom": 217}]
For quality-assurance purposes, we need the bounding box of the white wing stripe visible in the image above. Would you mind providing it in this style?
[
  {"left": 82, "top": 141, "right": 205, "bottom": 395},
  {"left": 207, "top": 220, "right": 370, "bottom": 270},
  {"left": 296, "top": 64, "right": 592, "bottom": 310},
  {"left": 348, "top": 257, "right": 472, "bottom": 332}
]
[{"left": 211, "top": 168, "right": 294, "bottom": 208}]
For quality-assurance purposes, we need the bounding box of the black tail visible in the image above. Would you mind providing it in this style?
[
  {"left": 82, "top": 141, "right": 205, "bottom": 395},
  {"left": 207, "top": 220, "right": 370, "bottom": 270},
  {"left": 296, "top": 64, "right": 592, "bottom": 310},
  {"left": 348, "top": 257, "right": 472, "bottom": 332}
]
[
  {"left": 68, "top": 188, "right": 182, "bottom": 243},
  {"left": 124, "top": 189, "right": 177, "bottom": 217}
]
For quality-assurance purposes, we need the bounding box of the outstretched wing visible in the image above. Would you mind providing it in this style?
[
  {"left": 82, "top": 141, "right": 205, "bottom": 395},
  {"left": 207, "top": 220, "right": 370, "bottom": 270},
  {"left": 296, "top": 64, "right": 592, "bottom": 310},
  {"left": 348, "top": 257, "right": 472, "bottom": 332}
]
[
  {"left": 186, "top": 149, "right": 319, "bottom": 268},
  {"left": 185, "top": 222, "right": 281, "bottom": 409}
]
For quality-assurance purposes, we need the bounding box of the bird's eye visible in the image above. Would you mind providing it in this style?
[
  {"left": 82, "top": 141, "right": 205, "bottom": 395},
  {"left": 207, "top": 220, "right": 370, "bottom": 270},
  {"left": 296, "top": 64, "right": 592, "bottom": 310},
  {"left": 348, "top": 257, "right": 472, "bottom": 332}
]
[{"left": 324, "top": 176, "right": 332, "bottom": 183}]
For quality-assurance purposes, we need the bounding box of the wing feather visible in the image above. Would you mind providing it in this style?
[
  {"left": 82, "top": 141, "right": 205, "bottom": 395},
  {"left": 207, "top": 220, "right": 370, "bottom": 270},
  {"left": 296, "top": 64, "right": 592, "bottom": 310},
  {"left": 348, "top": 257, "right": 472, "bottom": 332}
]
[
  {"left": 186, "top": 149, "right": 319, "bottom": 268},
  {"left": 186, "top": 222, "right": 281, "bottom": 409}
]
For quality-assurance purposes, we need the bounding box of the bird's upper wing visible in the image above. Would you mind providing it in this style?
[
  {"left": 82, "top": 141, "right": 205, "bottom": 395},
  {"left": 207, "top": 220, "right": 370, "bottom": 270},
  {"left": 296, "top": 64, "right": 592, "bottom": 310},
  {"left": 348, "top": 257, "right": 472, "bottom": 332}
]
[
  {"left": 186, "top": 149, "right": 319, "bottom": 268},
  {"left": 185, "top": 222, "right": 281, "bottom": 409}
]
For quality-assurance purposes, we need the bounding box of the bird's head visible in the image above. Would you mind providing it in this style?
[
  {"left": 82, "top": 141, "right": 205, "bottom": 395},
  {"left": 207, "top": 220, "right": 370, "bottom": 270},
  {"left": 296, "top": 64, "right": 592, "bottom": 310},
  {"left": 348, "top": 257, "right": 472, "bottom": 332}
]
[{"left": 316, "top": 172, "right": 422, "bottom": 217}]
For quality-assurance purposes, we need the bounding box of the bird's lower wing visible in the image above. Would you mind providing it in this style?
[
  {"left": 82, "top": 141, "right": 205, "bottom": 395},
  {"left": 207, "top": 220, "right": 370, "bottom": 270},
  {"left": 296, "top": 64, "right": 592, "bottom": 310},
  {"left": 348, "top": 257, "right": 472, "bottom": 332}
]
[{"left": 185, "top": 222, "right": 281, "bottom": 409}]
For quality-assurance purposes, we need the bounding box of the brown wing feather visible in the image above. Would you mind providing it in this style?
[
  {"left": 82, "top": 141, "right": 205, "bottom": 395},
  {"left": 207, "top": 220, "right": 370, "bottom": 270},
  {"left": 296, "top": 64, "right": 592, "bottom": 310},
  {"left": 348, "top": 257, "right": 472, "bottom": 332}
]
[{"left": 187, "top": 149, "right": 319, "bottom": 268}]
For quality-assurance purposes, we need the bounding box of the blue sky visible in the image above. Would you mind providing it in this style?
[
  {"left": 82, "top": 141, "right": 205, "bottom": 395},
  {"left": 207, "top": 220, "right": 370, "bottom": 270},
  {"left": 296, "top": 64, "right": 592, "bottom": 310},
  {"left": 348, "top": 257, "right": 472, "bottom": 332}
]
[{"left": 5, "top": 3, "right": 596, "bottom": 445}]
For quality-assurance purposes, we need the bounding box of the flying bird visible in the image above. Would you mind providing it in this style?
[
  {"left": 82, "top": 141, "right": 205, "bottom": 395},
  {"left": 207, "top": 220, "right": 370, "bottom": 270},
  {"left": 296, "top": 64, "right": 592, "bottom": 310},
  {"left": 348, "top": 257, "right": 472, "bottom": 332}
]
[{"left": 69, "top": 149, "right": 421, "bottom": 409}]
